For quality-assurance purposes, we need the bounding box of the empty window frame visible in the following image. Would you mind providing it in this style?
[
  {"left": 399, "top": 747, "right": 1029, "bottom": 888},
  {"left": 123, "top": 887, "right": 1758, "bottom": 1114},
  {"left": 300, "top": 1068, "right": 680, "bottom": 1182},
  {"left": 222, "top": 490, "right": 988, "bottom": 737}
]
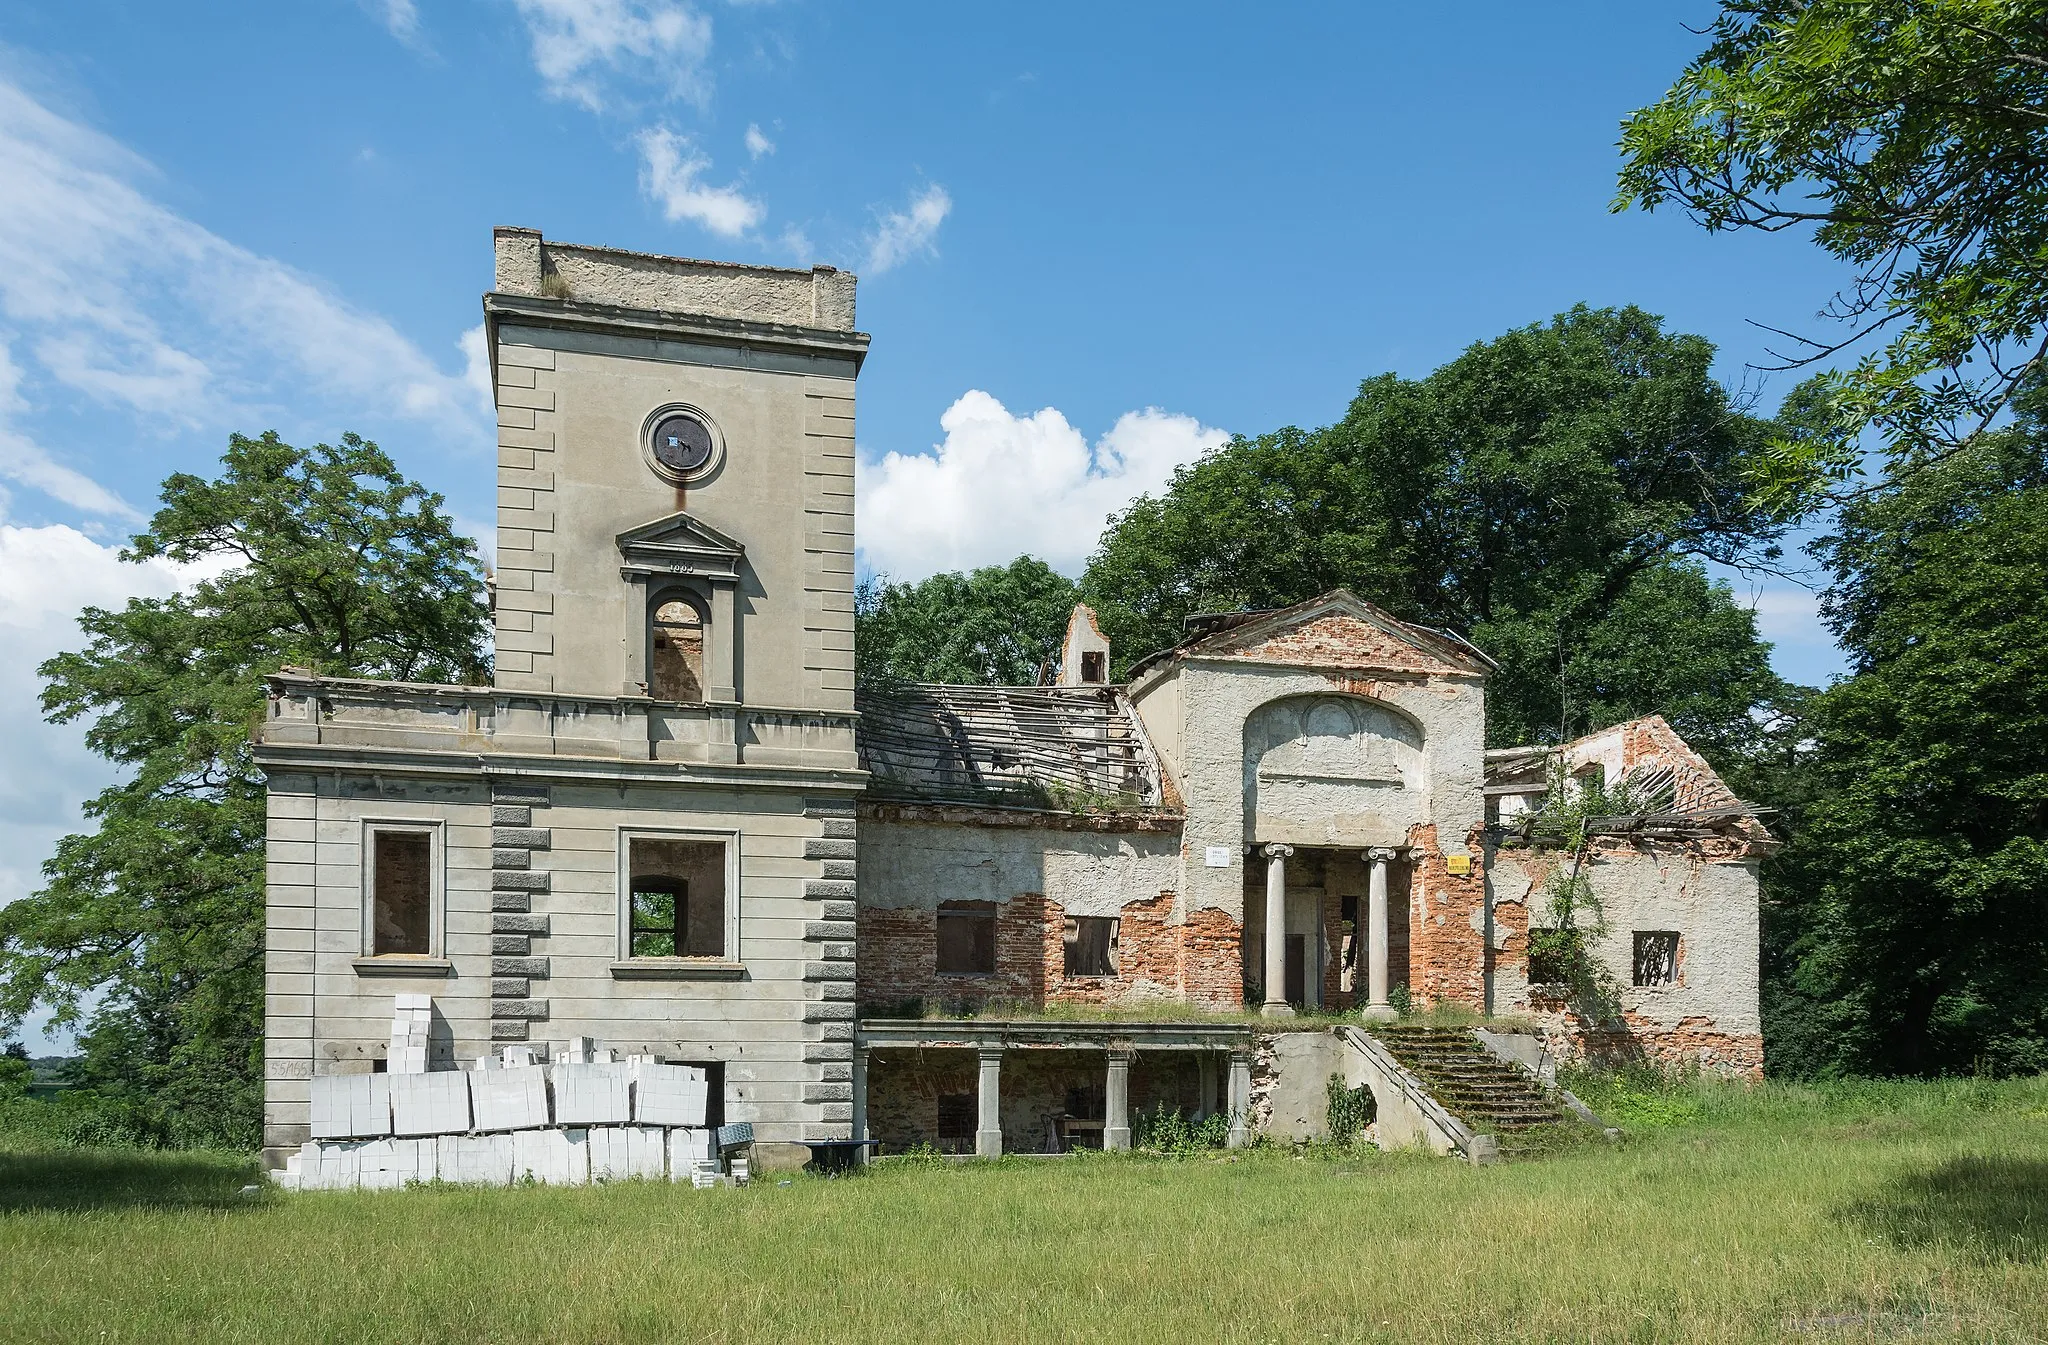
[
  {"left": 936, "top": 900, "right": 997, "bottom": 975},
  {"left": 1063, "top": 916, "right": 1118, "bottom": 978},
  {"left": 367, "top": 826, "right": 436, "bottom": 957},
  {"left": 624, "top": 835, "right": 729, "bottom": 959},
  {"left": 649, "top": 596, "right": 706, "bottom": 703},
  {"left": 1080, "top": 650, "right": 1106, "bottom": 683},
  {"left": 1633, "top": 931, "right": 1680, "bottom": 987},
  {"left": 1526, "top": 927, "right": 1583, "bottom": 986}
]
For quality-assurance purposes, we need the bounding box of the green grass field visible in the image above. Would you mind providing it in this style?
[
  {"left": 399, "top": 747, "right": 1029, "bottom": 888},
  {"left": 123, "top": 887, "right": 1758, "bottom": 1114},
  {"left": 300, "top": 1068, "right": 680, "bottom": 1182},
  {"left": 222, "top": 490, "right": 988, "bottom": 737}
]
[{"left": 2, "top": 1076, "right": 2046, "bottom": 1344}]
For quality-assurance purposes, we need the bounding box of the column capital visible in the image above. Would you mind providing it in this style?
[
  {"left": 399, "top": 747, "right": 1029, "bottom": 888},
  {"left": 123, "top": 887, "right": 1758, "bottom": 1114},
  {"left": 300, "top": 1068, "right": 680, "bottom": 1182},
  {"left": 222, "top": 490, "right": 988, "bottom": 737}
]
[
  {"left": 1263, "top": 843, "right": 1295, "bottom": 859},
  {"left": 976, "top": 1045, "right": 1005, "bottom": 1065},
  {"left": 1364, "top": 846, "right": 1399, "bottom": 863}
]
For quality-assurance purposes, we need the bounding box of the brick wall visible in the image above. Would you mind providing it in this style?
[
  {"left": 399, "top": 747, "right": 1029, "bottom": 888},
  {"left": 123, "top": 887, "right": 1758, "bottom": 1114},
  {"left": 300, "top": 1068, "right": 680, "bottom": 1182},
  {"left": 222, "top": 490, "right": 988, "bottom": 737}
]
[
  {"left": 1402, "top": 824, "right": 1489, "bottom": 1010},
  {"left": 857, "top": 891, "right": 1245, "bottom": 1012}
]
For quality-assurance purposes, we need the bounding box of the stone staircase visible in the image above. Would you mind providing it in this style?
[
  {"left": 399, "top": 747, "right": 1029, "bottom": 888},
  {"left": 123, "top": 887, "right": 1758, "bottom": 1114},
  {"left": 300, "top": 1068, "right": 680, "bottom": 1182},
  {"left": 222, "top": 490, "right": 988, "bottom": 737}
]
[{"left": 1368, "top": 1026, "right": 1572, "bottom": 1156}]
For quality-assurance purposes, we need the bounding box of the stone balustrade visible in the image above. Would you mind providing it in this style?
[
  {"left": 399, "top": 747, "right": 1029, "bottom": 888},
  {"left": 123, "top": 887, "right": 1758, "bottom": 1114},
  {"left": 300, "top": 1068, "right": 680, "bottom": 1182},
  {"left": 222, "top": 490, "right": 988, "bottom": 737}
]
[{"left": 260, "top": 672, "right": 858, "bottom": 772}]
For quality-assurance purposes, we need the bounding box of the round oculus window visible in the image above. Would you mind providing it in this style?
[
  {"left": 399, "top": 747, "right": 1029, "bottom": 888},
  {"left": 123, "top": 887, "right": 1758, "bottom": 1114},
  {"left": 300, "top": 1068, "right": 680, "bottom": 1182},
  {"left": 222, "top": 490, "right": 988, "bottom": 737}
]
[{"left": 650, "top": 412, "right": 715, "bottom": 476}]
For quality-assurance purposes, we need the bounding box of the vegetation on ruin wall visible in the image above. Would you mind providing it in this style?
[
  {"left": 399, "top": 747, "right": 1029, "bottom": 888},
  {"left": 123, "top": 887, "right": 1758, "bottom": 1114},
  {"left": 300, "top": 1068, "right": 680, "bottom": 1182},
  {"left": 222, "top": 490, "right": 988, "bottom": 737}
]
[
  {"left": 0, "top": 434, "right": 490, "bottom": 1149},
  {"left": 1, "top": 1076, "right": 2044, "bottom": 1343}
]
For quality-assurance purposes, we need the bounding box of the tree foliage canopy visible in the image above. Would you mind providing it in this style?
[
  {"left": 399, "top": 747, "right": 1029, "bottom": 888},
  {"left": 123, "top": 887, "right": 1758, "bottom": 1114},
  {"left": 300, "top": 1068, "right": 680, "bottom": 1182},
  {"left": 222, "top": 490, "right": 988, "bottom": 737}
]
[
  {"left": 1082, "top": 305, "right": 1793, "bottom": 753},
  {"left": 0, "top": 432, "right": 489, "bottom": 1145},
  {"left": 1617, "top": 0, "right": 2048, "bottom": 504},
  {"left": 1769, "top": 405, "right": 2048, "bottom": 1076},
  {"left": 855, "top": 556, "right": 1079, "bottom": 687}
]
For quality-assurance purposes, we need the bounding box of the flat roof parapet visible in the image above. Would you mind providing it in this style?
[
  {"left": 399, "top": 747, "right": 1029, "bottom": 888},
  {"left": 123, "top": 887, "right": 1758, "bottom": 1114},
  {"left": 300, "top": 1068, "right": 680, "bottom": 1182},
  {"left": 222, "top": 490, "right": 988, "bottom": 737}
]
[{"left": 491, "top": 226, "right": 856, "bottom": 331}]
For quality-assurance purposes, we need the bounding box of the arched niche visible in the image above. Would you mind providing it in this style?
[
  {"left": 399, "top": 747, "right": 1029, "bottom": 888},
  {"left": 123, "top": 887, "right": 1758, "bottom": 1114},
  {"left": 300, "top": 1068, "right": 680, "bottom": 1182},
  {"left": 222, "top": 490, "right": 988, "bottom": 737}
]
[{"left": 1242, "top": 693, "right": 1427, "bottom": 847}]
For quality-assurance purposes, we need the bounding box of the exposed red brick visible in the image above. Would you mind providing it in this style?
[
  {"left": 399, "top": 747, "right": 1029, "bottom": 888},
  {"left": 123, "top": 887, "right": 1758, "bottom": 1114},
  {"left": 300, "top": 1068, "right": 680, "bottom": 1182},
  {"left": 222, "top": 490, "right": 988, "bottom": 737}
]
[
  {"left": 1401, "top": 824, "right": 1489, "bottom": 1011},
  {"left": 857, "top": 890, "right": 1244, "bottom": 1012}
]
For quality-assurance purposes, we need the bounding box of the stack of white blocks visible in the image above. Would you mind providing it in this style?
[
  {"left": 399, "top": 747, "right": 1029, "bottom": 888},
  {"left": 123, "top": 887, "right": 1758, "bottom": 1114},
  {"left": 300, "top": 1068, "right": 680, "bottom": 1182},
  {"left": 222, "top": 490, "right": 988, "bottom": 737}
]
[
  {"left": 388, "top": 993, "right": 432, "bottom": 1074},
  {"left": 280, "top": 1000, "right": 732, "bottom": 1192}
]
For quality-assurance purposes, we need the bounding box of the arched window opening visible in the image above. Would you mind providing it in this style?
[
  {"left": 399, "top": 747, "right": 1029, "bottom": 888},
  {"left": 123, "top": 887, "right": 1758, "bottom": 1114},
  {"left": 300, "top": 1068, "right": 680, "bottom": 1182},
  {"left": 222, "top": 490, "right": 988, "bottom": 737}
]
[{"left": 650, "top": 597, "right": 705, "bottom": 703}]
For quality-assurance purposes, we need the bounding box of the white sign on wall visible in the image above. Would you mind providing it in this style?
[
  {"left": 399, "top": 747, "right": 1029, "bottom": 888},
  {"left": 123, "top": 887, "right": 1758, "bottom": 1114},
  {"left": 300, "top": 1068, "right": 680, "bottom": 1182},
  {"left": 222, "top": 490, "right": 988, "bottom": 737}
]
[{"left": 1203, "top": 846, "right": 1232, "bottom": 869}]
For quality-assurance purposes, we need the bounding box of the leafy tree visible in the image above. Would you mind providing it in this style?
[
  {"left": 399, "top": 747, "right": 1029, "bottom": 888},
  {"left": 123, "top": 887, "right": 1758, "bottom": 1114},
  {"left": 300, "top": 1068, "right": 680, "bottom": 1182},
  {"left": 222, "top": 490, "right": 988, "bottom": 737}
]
[
  {"left": 1617, "top": 0, "right": 2048, "bottom": 505},
  {"left": 0, "top": 432, "right": 489, "bottom": 1146},
  {"left": 856, "top": 556, "right": 1079, "bottom": 687},
  {"left": 1083, "top": 305, "right": 1796, "bottom": 753},
  {"left": 1774, "top": 412, "right": 2048, "bottom": 1076}
]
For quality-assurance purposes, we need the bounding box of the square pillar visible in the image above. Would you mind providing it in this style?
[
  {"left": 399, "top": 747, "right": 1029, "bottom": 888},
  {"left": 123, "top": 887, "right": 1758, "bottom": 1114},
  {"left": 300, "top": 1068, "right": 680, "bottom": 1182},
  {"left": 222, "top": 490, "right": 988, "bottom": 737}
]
[
  {"left": 851, "top": 1046, "right": 869, "bottom": 1164},
  {"left": 1226, "top": 1048, "right": 1252, "bottom": 1148},
  {"left": 975, "top": 1048, "right": 1003, "bottom": 1158},
  {"left": 1104, "top": 1048, "right": 1133, "bottom": 1151}
]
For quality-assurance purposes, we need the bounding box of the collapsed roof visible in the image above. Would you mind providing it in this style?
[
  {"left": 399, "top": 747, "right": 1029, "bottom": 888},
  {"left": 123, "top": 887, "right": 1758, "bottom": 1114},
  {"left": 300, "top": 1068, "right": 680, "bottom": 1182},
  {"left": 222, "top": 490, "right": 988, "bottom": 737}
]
[{"left": 856, "top": 683, "right": 1158, "bottom": 809}]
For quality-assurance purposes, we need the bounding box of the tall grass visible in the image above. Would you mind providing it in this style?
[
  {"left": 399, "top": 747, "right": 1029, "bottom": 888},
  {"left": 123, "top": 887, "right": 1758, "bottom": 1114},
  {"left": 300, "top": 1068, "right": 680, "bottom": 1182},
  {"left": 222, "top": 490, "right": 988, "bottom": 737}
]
[{"left": 1, "top": 1076, "right": 2045, "bottom": 1343}]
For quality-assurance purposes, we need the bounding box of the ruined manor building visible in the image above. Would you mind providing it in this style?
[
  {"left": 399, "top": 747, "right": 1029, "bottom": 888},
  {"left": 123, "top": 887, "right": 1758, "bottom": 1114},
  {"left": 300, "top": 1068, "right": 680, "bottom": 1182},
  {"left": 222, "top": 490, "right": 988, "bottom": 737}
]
[{"left": 255, "top": 231, "right": 1768, "bottom": 1168}]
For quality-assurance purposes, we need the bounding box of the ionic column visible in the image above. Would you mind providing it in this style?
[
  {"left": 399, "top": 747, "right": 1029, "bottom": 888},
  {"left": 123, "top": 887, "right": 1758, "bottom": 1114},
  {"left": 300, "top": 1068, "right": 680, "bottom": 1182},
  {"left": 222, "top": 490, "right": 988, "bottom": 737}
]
[
  {"left": 851, "top": 1045, "right": 870, "bottom": 1164},
  {"left": 1262, "top": 843, "right": 1295, "bottom": 1017},
  {"left": 1226, "top": 1047, "right": 1252, "bottom": 1148},
  {"left": 1104, "top": 1048, "right": 1133, "bottom": 1151},
  {"left": 975, "top": 1047, "right": 1003, "bottom": 1158},
  {"left": 1363, "top": 847, "right": 1398, "bottom": 1023}
]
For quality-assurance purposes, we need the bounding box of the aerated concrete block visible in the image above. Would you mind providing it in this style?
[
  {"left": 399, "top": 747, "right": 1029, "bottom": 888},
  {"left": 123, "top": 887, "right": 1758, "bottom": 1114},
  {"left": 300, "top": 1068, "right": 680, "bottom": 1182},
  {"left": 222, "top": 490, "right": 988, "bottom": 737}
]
[
  {"left": 588, "top": 1126, "right": 666, "bottom": 1182},
  {"left": 309, "top": 1074, "right": 391, "bottom": 1140},
  {"left": 469, "top": 1065, "right": 550, "bottom": 1131},
  {"left": 632, "top": 1063, "right": 709, "bottom": 1127},
  {"left": 513, "top": 1126, "right": 589, "bottom": 1185},
  {"left": 435, "top": 1133, "right": 515, "bottom": 1186},
  {"left": 668, "top": 1127, "right": 713, "bottom": 1176},
  {"left": 552, "top": 1061, "right": 630, "bottom": 1126},
  {"left": 391, "top": 1071, "right": 472, "bottom": 1137}
]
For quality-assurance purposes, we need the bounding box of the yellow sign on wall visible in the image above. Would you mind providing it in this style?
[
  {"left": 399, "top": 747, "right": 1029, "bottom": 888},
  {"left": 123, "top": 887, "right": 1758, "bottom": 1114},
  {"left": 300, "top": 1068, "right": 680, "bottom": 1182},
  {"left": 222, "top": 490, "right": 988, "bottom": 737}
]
[{"left": 1445, "top": 854, "right": 1472, "bottom": 876}]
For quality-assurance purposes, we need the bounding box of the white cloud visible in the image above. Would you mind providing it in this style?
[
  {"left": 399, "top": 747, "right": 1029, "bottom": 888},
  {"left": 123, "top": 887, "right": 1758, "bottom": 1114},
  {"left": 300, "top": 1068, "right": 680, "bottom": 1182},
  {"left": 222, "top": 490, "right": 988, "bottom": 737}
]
[
  {"left": 858, "top": 390, "right": 1228, "bottom": 579},
  {"left": 365, "top": 0, "right": 423, "bottom": 45},
  {"left": 863, "top": 184, "right": 951, "bottom": 275},
  {"left": 636, "top": 127, "right": 763, "bottom": 237},
  {"left": 511, "top": 0, "right": 714, "bottom": 111},
  {"left": 0, "top": 77, "right": 489, "bottom": 513},
  {"left": 0, "top": 339, "right": 133, "bottom": 517},
  {"left": 0, "top": 522, "right": 197, "bottom": 1049},
  {"left": 1746, "top": 588, "right": 1826, "bottom": 642},
  {"left": 744, "top": 123, "right": 773, "bottom": 158}
]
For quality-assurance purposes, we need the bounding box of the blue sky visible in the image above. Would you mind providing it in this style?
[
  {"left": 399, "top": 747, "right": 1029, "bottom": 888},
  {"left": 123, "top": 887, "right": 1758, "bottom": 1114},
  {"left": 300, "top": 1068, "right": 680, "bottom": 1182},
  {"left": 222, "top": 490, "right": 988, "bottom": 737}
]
[{"left": 0, "top": 2, "right": 1857, "bottom": 1044}]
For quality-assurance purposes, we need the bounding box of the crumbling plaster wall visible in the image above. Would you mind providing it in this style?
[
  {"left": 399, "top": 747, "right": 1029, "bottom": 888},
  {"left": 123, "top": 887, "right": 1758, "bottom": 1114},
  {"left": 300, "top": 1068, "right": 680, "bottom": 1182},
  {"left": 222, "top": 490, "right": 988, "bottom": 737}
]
[
  {"left": 1490, "top": 844, "right": 1763, "bottom": 1077},
  {"left": 864, "top": 1049, "right": 1203, "bottom": 1154},
  {"left": 854, "top": 816, "right": 1241, "bottom": 1008},
  {"left": 1141, "top": 657, "right": 1485, "bottom": 932}
]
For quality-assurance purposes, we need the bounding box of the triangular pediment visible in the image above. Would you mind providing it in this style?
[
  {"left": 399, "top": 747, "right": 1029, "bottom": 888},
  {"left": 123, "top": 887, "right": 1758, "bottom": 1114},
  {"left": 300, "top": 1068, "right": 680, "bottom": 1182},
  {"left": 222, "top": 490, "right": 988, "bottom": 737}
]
[
  {"left": 1193, "top": 590, "right": 1490, "bottom": 678},
  {"left": 616, "top": 510, "right": 745, "bottom": 579}
]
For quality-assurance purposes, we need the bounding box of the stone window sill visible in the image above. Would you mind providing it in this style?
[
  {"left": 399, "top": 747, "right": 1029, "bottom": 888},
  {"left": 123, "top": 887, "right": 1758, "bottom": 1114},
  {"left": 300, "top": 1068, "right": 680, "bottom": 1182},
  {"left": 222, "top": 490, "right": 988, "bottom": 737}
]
[
  {"left": 353, "top": 956, "right": 454, "bottom": 978},
  {"left": 610, "top": 959, "right": 747, "bottom": 981}
]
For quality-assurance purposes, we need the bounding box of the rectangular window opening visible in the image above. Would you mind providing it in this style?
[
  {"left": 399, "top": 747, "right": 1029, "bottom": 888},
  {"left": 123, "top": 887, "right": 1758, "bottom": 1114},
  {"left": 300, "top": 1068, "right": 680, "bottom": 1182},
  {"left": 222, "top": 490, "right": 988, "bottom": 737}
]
[
  {"left": 1063, "top": 916, "right": 1118, "bottom": 978},
  {"left": 935, "top": 1093, "right": 976, "bottom": 1154},
  {"left": 628, "top": 837, "right": 727, "bottom": 959},
  {"left": 1080, "top": 650, "right": 1106, "bottom": 683},
  {"left": 1527, "top": 927, "right": 1582, "bottom": 986},
  {"left": 936, "top": 900, "right": 997, "bottom": 976},
  {"left": 1633, "top": 931, "right": 1680, "bottom": 987},
  {"left": 371, "top": 830, "right": 433, "bottom": 956}
]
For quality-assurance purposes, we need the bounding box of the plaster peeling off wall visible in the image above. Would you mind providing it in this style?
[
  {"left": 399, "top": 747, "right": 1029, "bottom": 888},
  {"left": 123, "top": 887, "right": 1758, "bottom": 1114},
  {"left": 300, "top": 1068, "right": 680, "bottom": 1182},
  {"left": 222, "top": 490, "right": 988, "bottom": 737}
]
[
  {"left": 1491, "top": 845, "right": 1762, "bottom": 1078},
  {"left": 855, "top": 820, "right": 1241, "bottom": 1011},
  {"left": 857, "top": 820, "right": 1180, "bottom": 916}
]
